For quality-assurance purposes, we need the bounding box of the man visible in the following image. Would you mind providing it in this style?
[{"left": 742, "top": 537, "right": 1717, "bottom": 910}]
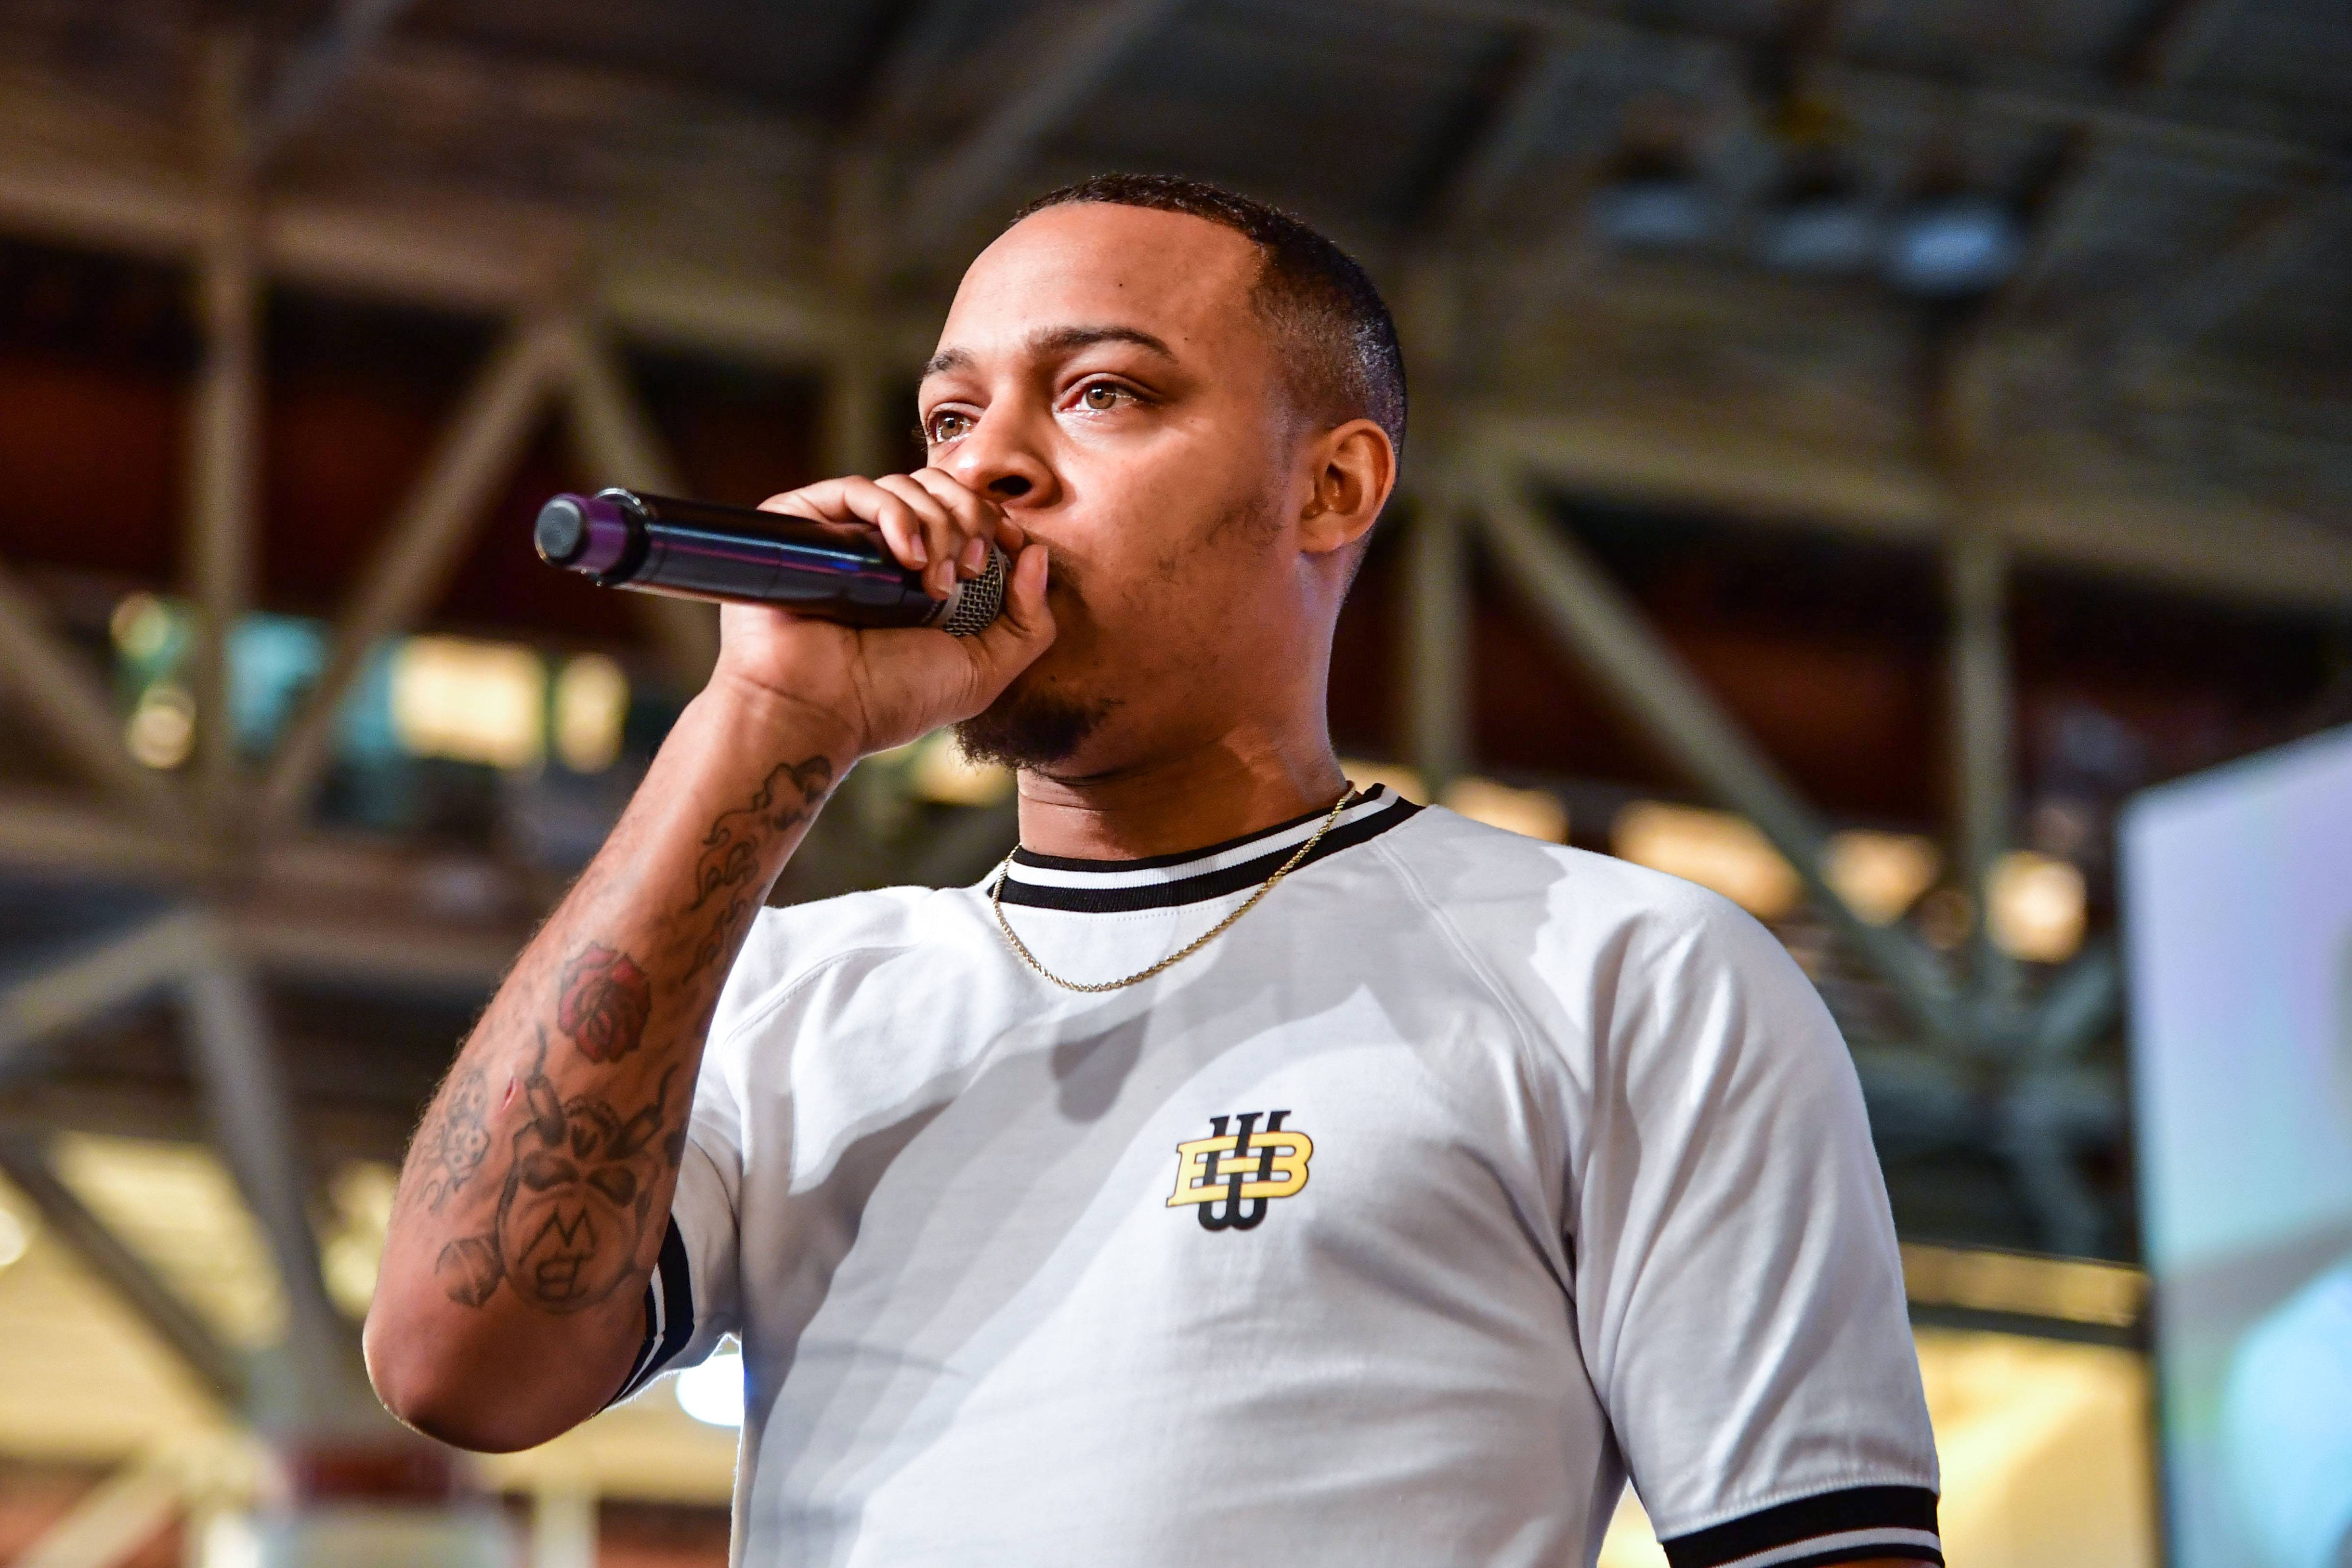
[{"left": 368, "top": 175, "right": 1940, "bottom": 1568}]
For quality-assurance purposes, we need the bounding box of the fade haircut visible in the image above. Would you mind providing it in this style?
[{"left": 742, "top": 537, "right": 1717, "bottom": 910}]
[{"left": 1008, "top": 174, "right": 1407, "bottom": 457}]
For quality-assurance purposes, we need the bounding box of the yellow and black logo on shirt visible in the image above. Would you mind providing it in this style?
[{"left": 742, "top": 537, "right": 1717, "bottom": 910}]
[{"left": 1167, "top": 1111, "right": 1313, "bottom": 1231}]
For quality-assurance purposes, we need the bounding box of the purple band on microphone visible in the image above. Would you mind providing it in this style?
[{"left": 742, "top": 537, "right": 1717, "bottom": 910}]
[{"left": 567, "top": 492, "right": 635, "bottom": 576}]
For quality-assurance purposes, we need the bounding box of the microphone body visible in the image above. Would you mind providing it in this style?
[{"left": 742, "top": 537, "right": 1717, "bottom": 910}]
[{"left": 534, "top": 488, "right": 1006, "bottom": 636}]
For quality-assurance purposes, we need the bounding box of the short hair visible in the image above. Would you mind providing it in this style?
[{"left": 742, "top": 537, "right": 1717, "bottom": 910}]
[{"left": 1008, "top": 174, "right": 1406, "bottom": 457}]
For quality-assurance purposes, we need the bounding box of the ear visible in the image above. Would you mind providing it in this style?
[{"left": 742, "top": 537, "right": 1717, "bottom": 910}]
[{"left": 1295, "top": 419, "right": 1396, "bottom": 557}]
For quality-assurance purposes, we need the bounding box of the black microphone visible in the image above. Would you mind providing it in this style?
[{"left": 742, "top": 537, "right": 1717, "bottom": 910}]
[{"left": 534, "top": 488, "right": 1007, "bottom": 636}]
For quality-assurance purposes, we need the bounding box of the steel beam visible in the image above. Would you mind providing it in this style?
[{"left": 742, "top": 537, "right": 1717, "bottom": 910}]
[
  {"left": 0, "top": 142, "right": 843, "bottom": 352},
  {"left": 0, "top": 911, "right": 205, "bottom": 1071},
  {"left": 0, "top": 794, "right": 202, "bottom": 881},
  {"left": 2125, "top": 0, "right": 2250, "bottom": 91},
  {"left": 1470, "top": 470, "right": 1959, "bottom": 1041},
  {"left": 260, "top": 315, "right": 571, "bottom": 830},
  {"left": 1426, "top": 35, "right": 1585, "bottom": 237},
  {"left": 2031, "top": 941, "right": 2121, "bottom": 1061},
  {"left": 0, "top": 558, "right": 191, "bottom": 831},
  {"left": 1405, "top": 501, "right": 1472, "bottom": 800},
  {"left": 1947, "top": 531, "right": 2020, "bottom": 1006},
  {"left": 176, "top": 934, "right": 360, "bottom": 1423},
  {"left": 0, "top": 1132, "right": 248, "bottom": 1408},
  {"left": 899, "top": 0, "right": 1182, "bottom": 255},
  {"left": 1483, "top": 408, "right": 2352, "bottom": 610},
  {"left": 9, "top": 1452, "right": 188, "bottom": 1568},
  {"left": 1389, "top": 0, "right": 2348, "bottom": 175},
  {"left": 530, "top": 1482, "right": 599, "bottom": 1568},
  {"left": 1977, "top": 0, "right": 2262, "bottom": 342},
  {"left": 185, "top": 34, "right": 262, "bottom": 827},
  {"left": 250, "top": 0, "right": 418, "bottom": 166},
  {"left": 2124, "top": 179, "right": 2349, "bottom": 353},
  {"left": 561, "top": 327, "right": 722, "bottom": 686},
  {"left": 861, "top": 0, "right": 994, "bottom": 139},
  {"left": 1995, "top": 1065, "right": 2121, "bottom": 1255}
]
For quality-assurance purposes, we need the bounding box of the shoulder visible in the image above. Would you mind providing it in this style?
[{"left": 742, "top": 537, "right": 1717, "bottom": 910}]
[
  {"left": 706, "top": 883, "right": 967, "bottom": 1044},
  {"left": 1380, "top": 807, "right": 1830, "bottom": 1068},
  {"left": 1381, "top": 805, "right": 1790, "bottom": 980}
]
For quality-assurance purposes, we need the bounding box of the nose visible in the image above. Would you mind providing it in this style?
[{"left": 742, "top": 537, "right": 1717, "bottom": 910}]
[{"left": 939, "top": 407, "right": 1057, "bottom": 509}]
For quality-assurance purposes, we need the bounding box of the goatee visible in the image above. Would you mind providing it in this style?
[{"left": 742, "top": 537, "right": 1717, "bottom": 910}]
[{"left": 954, "top": 677, "right": 1111, "bottom": 771}]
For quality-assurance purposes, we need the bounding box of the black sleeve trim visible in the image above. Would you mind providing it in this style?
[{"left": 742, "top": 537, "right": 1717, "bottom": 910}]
[
  {"left": 1660, "top": 1484, "right": 1942, "bottom": 1568},
  {"left": 606, "top": 1217, "right": 696, "bottom": 1408}
]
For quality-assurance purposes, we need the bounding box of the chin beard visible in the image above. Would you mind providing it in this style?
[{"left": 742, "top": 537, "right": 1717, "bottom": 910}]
[{"left": 954, "top": 677, "right": 1111, "bottom": 772}]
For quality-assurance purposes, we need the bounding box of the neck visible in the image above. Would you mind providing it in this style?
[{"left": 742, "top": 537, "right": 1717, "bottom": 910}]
[{"left": 1012, "top": 719, "right": 1348, "bottom": 862}]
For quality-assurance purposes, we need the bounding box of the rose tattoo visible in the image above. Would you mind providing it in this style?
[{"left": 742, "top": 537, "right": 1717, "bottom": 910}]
[{"left": 556, "top": 942, "right": 653, "bottom": 1063}]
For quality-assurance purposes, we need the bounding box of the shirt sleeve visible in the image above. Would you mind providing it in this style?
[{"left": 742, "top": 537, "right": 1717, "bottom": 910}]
[
  {"left": 1570, "top": 885, "right": 1941, "bottom": 1567},
  {"left": 606, "top": 1040, "right": 745, "bottom": 1406}
]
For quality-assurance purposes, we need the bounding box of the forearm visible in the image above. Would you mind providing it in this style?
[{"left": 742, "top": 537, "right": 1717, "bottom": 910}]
[{"left": 365, "top": 676, "right": 849, "bottom": 1449}]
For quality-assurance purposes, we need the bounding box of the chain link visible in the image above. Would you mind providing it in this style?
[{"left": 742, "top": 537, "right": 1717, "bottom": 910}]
[{"left": 990, "top": 786, "right": 1356, "bottom": 994}]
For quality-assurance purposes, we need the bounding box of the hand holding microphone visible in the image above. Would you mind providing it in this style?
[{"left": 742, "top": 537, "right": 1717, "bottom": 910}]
[{"left": 539, "top": 469, "right": 1055, "bottom": 759}]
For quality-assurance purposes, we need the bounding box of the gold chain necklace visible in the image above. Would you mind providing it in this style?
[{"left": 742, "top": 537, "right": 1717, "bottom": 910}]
[{"left": 990, "top": 785, "right": 1356, "bottom": 994}]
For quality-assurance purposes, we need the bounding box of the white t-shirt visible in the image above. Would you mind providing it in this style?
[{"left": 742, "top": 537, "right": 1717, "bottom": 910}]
[{"left": 619, "top": 787, "right": 1941, "bottom": 1568}]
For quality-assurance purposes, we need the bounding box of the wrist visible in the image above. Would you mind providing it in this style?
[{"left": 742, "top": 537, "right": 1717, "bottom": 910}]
[{"left": 693, "top": 670, "right": 867, "bottom": 764}]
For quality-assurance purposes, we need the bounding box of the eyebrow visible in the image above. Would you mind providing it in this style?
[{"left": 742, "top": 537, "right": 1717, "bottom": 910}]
[{"left": 919, "top": 324, "right": 1177, "bottom": 381}]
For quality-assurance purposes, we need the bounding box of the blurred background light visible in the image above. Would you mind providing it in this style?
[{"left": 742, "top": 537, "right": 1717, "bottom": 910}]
[
  {"left": 906, "top": 730, "right": 1014, "bottom": 806},
  {"left": 1330, "top": 762, "right": 1568, "bottom": 841},
  {"left": 321, "top": 1162, "right": 399, "bottom": 1320},
  {"left": 676, "top": 1347, "right": 745, "bottom": 1428},
  {"left": 1612, "top": 801, "right": 1800, "bottom": 918},
  {"left": 1825, "top": 829, "right": 1942, "bottom": 924},
  {"left": 1337, "top": 758, "right": 1426, "bottom": 803},
  {"left": 1440, "top": 777, "right": 1569, "bottom": 842},
  {"left": 1885, "top": 193, "right": 2024, "bottom": 297},
  {"left": 0, "top": 1205, "right": 30, "bottom": 1271},
  {"left": 391, "top": 636, "right": 548, "bottom": 771},
  {"left": 51, "top": 1134, "right": 287, "bottom": 1348},
  {"left": 1589, "top": 170, "right": 1718, "bottom": 250},
  {"left": 553, "top": 652, "right": 630, "bottom": 774},
  {"left": 124, "top": 680, "right": 195, "bottom": 769},
  {"left": 109, "top": 591, "right": 176, "bottom": 664},
  {"left": 1988, "top": 850, "right": 2088, "bottom": 962}
]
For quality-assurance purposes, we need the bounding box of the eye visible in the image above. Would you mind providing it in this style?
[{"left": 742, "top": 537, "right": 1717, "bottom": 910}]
[
  {"left": 588, "top": 1166, "right": 639, "bottom": 1206},
  {"left": 926, "top": 409, "right": 974, "bottom": 444},
  {"left": 520, "top": 1152, "right": 579, "bottom": 1190},
  {"left": 1076, "top": 381, "right": 1131, "bottom": 413}
]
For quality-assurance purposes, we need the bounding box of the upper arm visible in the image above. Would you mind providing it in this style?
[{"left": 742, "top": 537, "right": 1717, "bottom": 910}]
[{"left": 1569, "top": 892, "right": 1942, "bottom": 1568}]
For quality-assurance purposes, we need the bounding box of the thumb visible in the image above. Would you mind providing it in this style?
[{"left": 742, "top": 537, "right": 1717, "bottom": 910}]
[{"left": 959, "top": 543, "right": 1056, "bottom": 700}]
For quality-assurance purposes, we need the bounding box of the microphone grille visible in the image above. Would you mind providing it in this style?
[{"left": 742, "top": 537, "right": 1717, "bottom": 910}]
[{"left": 938, "top": 544, "right": 1009, "bottom": 638}]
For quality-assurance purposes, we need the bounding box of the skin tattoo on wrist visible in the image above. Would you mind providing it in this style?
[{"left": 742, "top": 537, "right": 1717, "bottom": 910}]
[{"left": 680, "top": 755, "right": 835, "bottom": 980}]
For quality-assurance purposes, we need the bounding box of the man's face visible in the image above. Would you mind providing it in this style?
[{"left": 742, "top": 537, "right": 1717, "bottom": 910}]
[{"left": 921, "top": 204, "right": 1320, "bottom": 776}]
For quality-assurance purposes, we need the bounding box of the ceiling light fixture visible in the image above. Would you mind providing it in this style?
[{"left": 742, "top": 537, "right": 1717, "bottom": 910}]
[{"left": 1885, "top": 190, "right": 2023, "bottom": 297}]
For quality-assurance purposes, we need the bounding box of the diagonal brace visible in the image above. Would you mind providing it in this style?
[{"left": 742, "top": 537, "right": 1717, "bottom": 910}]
[
  {"left": 0, "top": 1130, "right": 248, "bottom": 1408},
  {"left": 260, "top": 314, "right": 573, "bottom": 829},
  {"left": 1471, "top": 469, "right": 1959, "bottom": 1044}
]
